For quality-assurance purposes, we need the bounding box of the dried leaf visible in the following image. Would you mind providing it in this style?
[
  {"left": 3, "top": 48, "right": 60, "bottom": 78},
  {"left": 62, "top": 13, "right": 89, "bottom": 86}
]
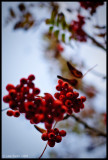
[
  {"left": 34, "top": 125, "right": 46, "bottom": 133},
  {"left": 67, "top": 62, "right": 83, "bottom": 78}
]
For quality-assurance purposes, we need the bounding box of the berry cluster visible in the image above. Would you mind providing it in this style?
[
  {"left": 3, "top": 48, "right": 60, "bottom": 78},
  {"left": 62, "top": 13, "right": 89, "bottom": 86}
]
[
  {"left": 54, "top": 79, "right": 86, "bottom": 114},
  {"left": 3, "top": 74, "right": 86, "bottom": 147},
  {"left": 80, "top": 2, "right": 104, "bottom": 15},
  {"left": 41, "top": 128, "right": 66, "bottom": 147},
  {"left": 69, "top": 14, "right": 87, "bottom": 42}
]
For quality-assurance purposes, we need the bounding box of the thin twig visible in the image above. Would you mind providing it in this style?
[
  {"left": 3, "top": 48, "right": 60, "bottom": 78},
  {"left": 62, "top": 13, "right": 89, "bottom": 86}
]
[
  {"left": 39, "top": 142, "right": 48, "bottom": 159},
  {"left": 86, "top": 32, "right": 106, "bottom": 51},
  {"left": 63, "top": 114, "right": 106, "bottom": 137},
  {"left": 1, "top": 107, "right": 9, "bottom": 112}
]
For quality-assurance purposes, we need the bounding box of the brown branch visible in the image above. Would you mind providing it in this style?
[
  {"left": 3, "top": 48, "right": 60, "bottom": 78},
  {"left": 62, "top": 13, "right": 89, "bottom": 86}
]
[
  {"left": 86, "top": 32, "right": 106, "bottom": 51},
  {"left": 63, "top": 114, "right": 106, "bottom": 137}
]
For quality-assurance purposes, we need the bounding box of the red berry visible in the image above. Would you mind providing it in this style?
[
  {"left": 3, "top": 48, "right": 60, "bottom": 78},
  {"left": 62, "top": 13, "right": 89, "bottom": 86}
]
[
  {"left": 3, "top": 95, "right": 11, "bottom": 103},
  {"left": 58, "top": 79, "right": 63, "bottom": 85},
  {"left": 48, "top": 139, "right": 55, "bottom": 147},
  {"left": 59, "top": 130, "right": 66, "bottom": 137},
  {"left": 54, "top": 92, "right": 60, "bottom": 99},
  {"left": 28, "top": 74, "right": 35, "bottom": 81},
  {"left": 20, "top": 78, "right": 27, "bottom": 85},
  {"left": 80, "top": 96, "right": 86, "bottom": 102},
  {"left": 53, "top": 128, "right": 59, "bottom": 135},
  {"left": 62, "top": 82, "right": 69, "bottom": 88},
  {"left": 65, "top": 100, "right": 73, "bottom": 107},
  {"left": 9, "top": 89, "right": 17, "bottom": 98},
  {"left": 33, "top": 87, "right": 40, "bottom": 95},
  {"left": 41, "top": 132, "right": 48, "bottom": 141},
  {"left": 56, "top": 135, "right": 62, "bottom": 143},
  {"left": 6, "top": 84, "right": 15, "bottom": 91},
  {"left": 6, "top": 110, "right": 14, "bottom": 116},
  {"left": 13, "top": 110, "right": 20, "bottom": 117},
  {"left": 48, "top": 132, "right": 55, "bottom": 139}
]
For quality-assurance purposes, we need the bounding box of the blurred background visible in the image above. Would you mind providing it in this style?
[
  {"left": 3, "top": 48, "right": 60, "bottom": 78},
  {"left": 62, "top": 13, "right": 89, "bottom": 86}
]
[{"left": 2, "top": 2, "right": 106, "bottom": 158}]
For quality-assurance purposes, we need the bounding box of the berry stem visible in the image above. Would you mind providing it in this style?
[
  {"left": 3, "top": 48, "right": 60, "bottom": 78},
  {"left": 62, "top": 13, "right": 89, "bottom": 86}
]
[
  {"left": 1, "top": 107, "right": 9, "bottom": 112},
  {"left": 39, "top": 142, "right": 48, "bottom": 159}
]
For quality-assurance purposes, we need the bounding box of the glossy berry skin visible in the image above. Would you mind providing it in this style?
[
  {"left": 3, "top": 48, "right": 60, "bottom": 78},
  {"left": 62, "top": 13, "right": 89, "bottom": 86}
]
[
  {"left": 6, "top": 84, "right": 15, "bottom": 91},
  {"left": 28, "top": 74, "right": 35, "bottom": 81},
  {"left": 59, "top": 130, "right": 66, "bottom": 137},
  {"left": 41, "top": 133, "right": 48, "bottom": 141},
  {"left": 7, "top": 110, "right": 14, "bottom": 116},
  {"left": 48, "top": 139, "right": 55, "bottom": 147},
  {"left": 56, "top": 135, "right": 62, "bottom": 143},
  {"left": 13, "top": 110, "right": 20, "bottom": 117}
]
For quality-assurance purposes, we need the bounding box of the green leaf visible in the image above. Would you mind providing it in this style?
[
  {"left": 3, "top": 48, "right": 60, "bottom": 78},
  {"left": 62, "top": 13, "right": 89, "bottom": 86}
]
[
  {"left": 49, "top": 26, "right": 54, "bottom": 33},
  {"left": 54, "top": 30, "right": 59, "bottom": 39},
  {"left": 61, "top": 33, "right": 65, "bottom": 42}
]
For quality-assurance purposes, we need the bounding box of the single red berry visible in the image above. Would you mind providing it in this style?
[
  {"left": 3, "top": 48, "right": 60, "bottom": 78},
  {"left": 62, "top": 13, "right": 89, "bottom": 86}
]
[
  {"left": 56, "top": 85, "right": 62, "bottom": 91},
  {"left": 59, "top": 95, "right": 66, "bottom": 102},
  {"left": 41, "top": 132, "right": 48, "bottom": 141},
  {"left": 62, "top": 82, "right": 69, "bottom": 88},
  {"left": 33, "top": 87, "right": 40, "bottom": 95},
  {"left": 6, "top": 110, "right": 14, "bottom": 116},
  {"left": 59, "top": 130, "right": 66, "bottom": 137},
  {"left": 9, "top": 89, "right": 17, "bottom": 98},
  {"left": 54, "top": 92, "right": 60, "bottom": 99},
  {"left": 73, "top": 91, "right": 79, "bottom": 98},
  {"left": 24, "top": 101, "right": 34, "bottom": 111},
  {"left": 66, "top": 92, "right": 74, "bottom": 99},
  {"left": 6, "top": 84, "right": 15, "bottom": 91},
  {"left": 20, "top": 78, "right": 27, "bottom": 85},
  {"left": 48, "top": 132, "right": 55, "bottom": 139},
  {"left": 58, "top": 79, "right": 63, "bottom": 85},
  {"left": 48, "top": 139, "right": 55, "bottom": 147},
  {"left": 60, "top": 105, "right": 67, "bottom": 113},
  {"left": 13, "top": 110, "right": 20, "bottom": 117},
  {"left": 53, "top": 128, "right": 59, "bottom": 135},
  {"left": 80, "top": 103, "right": 85, "bottom": 109},
  {"left": 9, "top": 101, "right": 17, "bottom": 110},
  {"left": 65, "top": 100, "right": 73, "bottom": 107},
  {"left": 15, "top": 84, "right": 22, "bottom": 92},
  {"left": 3, "top": 95, "right": 11, "bottom": 103},
  {"left": 28, "top": 74, "right": 35, "bottom": 81},
  {"left": 80, "top": 96, "right": 86, "bottom": 102},
  {"left": 55, "top": 135, "right": 62, "bottom": 143}
]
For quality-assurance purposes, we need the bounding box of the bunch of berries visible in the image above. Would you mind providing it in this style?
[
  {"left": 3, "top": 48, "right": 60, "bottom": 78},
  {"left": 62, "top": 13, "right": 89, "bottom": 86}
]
[
  {"left": 41, "top": 128, "right": 66, "bottom": 147},
  {"left": 3, "top": 74, "right": 86, "bottom": 147},
  {"left": 80, "top": 2, "right": 104, "bottom": 15},
  {"left": 54, "top": 79, "right": 86, "bottom": 114},
  {"left": 69, "top": 14, "right": 87, "bottom": 42}
]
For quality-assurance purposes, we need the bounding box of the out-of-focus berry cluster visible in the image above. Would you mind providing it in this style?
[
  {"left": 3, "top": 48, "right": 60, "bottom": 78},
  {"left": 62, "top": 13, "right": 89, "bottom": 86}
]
[
  {"left": 69, "top": 14, "right": 87, "bottom": 42},
  {"left": 3, "top": 74, "right": 86, "bottom": 147},
  {"left": 80, "top": 2, "right": 104, "bottom": 15}
]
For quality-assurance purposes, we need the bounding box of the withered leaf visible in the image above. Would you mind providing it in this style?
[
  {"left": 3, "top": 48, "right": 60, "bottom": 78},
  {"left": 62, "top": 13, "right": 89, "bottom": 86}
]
[
  {"left": 34, "top": 125, "right": 47, "bottom": 133},
  {"left": 67, "top": 62, "right": 83, "bottom": 78}
]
